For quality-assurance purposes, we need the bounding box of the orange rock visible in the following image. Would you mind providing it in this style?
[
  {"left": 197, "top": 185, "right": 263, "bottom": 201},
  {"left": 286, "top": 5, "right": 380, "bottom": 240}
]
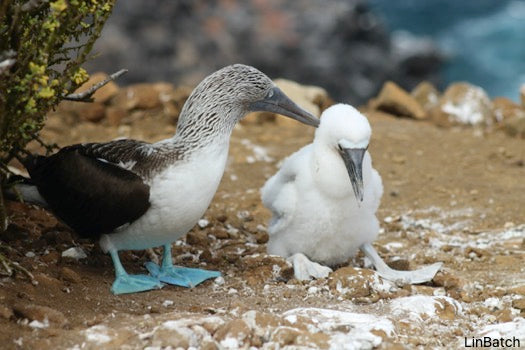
[
  {"left": 105, "top": 106, "right": 127, "bottom": 126},
  {"left": 508, "top": 285, "right": 525, "bottom": 296},
  {"left": 275, "top": 78, "right": 331, "bottom": 117},
  {"left": 270, "top": 326, "right": 301, "bottom": 345},
  {"left": 503, "top": 115, "right": 525, "bottom": 139},
  {"left": 252, "top": 79, "right": 326, "bottom": 128},
  {"left": 432, "top": 270, "right": 465, "bottom": 289},
  {"left": 242, "top": 310, "right": 282, "bottom": 341},
  {"left": 512, "top": 298, "right": 525, "bottom": 313},
  {"left": 434, "top": 297, "right": 458, "bottom": 320},
  {"left": 372, "top": 81, "right": 426, "bottom": 119},
  {"left": 492, "top": 97, "right": 525, "bottom": 123},
  {"left": 151, "top": 328, "right": 190, "bottom": 348},
  {"left": 151, "top": 82, "right": 176, "bottom": 103},
  {"left": 59, "top": 267, "right": 81, "bottom": 284},
  {"left": 328, "top": 266, "right": 376, "bottom": 298},
  {"left": 411, "top": 81, "right": 440, "bottom": 111},
  {"left": 78, "top": 102, "right": 106, "bottom": 122},
  {"left": 13, "top": 303, "right": 69, "bottom": 328},
  {"left": 34, "top": 273, "right": 62, "bottom": 290},
  {"left": 111, "top": 83, "right": 161, "bottom": 110},
  {"left": 56, "top": 100, "right": 106, "bottom": 122},
  {"left": 430, "top": 82, "right": 493, "bottom": 127},
  {"left": 214, "top": 319, "right": 252, "bottom": 347}
]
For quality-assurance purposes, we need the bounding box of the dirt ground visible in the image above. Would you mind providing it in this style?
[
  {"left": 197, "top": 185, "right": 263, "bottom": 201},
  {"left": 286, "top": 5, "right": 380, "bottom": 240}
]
[{"left": 1, "top": 104, "right": 525, "bottom": 349}]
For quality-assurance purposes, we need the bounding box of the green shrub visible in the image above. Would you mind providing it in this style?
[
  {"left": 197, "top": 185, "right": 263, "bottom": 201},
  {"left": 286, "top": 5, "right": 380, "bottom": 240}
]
[
  {"left": 0, "top": 0, "right": 115, "bottom": 162},
  {"left": 0, "top": 0, "right": 115, "bottom": 229}
]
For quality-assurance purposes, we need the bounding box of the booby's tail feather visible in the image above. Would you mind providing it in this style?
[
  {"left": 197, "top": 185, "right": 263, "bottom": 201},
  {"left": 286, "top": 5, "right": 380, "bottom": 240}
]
[{"left": 3, "top": 174, "right": 49, "bottom": 209}]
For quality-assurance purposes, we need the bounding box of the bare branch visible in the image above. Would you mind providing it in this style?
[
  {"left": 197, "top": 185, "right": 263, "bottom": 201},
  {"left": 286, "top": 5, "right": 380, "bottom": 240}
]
[{"left": 62, "top": 68, "right": 128, "bottom": 102}]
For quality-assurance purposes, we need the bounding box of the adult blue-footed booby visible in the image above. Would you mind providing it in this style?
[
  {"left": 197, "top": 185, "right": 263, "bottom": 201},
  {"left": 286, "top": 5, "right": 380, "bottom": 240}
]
[
  {"left": 17, "top": 64, "right": 320, "bottom": 294},
  {"left": 262, "top": 104, "right": 441, "bottom": 284}
]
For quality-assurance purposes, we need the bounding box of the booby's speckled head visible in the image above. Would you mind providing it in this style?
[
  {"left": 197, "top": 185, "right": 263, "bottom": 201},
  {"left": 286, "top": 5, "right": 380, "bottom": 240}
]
[
  {"left": 176, "top": 64, "right": 319, "bottom": 144},
  {"left": 316, "top": 104, "right": 372, "bottom": 202}
]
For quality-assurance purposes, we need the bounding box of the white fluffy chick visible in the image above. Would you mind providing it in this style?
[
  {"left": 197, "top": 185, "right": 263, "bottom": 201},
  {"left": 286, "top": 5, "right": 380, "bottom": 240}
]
[{"left": 262, "top": 104, "right": 441, "bottom": 283}]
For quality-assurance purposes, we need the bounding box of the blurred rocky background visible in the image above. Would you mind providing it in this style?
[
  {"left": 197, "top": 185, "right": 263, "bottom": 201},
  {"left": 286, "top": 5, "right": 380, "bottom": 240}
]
[
  {"left": 85, "top": 0, "right": 444, "bottom": 104},
  {"left": 370, "top": 0, "right": 525, "bottom": 101},
  {"left": 34, "top": 0, "right": 524, "bottom": 146}
]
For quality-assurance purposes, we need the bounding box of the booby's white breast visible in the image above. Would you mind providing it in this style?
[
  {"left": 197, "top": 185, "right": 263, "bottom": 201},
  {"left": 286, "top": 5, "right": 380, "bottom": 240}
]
[{"left": 100, "top": 142, "right": 229, "bottom": 252}]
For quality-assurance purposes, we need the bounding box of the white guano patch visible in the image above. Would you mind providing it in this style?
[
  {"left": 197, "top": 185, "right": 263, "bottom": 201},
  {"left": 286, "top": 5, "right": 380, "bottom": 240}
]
[
  {"left": 283, "top": 307, "right": 394, "bottom": 349},
  {"left": 240, "top": 138, "right": 274, "bottom": 163},
  {"left": 389, "top": 295, "right": 462, "bottom": 321},
  {"left": 84, "top": 325, "right": 112, "bottom": 345},
  {"left": 441, "top": 86, "right": 490, "bottom": 125},
  {"left": 478, "top": 317, "right": 525, "bottom": 339}
]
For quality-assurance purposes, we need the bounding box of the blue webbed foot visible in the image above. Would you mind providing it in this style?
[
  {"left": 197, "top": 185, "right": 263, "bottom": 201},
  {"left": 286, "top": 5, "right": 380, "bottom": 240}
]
[
  {"left": 108, "top": 248, "right": 163, "bottom": 295},
  {"left": 145, "top": 262, "right": 221, "bottom": 288},
  {"left": 111, "top": 273, "right": 163, "bottom": 295}
]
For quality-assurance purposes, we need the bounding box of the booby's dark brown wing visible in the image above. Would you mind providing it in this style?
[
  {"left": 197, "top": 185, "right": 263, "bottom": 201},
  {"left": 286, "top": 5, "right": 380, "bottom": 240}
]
[{"left": 23, "top": 142, "right": 151, "bottom": 239}]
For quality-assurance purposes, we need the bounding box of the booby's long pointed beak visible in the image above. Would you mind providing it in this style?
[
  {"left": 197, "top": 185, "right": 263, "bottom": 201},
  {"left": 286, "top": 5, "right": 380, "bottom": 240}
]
[
  {"left": 338, "top": 147, "right": 366, "bottom": 202},
  {"left": 249, "top": 87, "right": 320, "bottom": 127}
]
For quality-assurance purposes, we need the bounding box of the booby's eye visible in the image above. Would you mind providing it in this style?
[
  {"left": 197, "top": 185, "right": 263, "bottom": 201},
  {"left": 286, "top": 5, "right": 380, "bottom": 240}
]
[{"left": 266, "top": 89, "right": 274, "bottom": 98}]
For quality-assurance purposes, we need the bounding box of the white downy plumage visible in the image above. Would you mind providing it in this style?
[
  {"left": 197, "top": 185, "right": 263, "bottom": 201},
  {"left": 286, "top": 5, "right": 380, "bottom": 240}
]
[{"left": 262, "top": 103, "right": 442, "bottom": 283}]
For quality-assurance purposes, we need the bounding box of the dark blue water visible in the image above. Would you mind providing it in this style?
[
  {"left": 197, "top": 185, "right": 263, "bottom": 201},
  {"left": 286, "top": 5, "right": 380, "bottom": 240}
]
[{"left": 370, "top": 0, "right": 525, "bottom": 101}]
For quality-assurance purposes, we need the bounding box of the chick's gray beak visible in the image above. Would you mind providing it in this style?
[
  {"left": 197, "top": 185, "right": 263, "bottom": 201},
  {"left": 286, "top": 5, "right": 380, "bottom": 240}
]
[
  {"left": 249, "top": 87, "right": 319, "bottom": 127},
  {"left": 338, "top": 147, "right": 366, "bottom": 202}
]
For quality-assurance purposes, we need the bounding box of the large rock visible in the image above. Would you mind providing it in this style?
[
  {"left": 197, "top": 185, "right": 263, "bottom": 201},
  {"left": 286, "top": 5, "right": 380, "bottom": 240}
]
[
  {"left": 503, "top": 115, "right": 525, "bottom": 139},
  {"left": 111, "top": 83, "right": 162, "bottom": 110},
  {"left": 411, "top": 81, "right": 440, "bottom": 111},
  {"left": 151, "top": 328, "right": 190, "bottom": 348},
  {"left": 242, "top": 310, "right": 282, "bottom": 339},
  {"left": 430, "top": 82, "right": 493, "bottom": 127},
  {"left": 59, "top": 267, "right": 82, "bottom": 283},
  {"left": 328, "top": 267, "right": 375, "bottom": 298},
  {"left": 492, "top": 97, "right": 525, "bottom": 123},
  {"left": 57, "top": 100, "right": 106, "bottom": 123},
  {"left": 371, "top": 81, "right": 426, "bottom": 119},
  {"left": 13, "top": 303, "right": 68, "bottom": 328},
  {"left": 275, "top": 79, "right": 333, "bottom": 117},
  {"left": 243, "top": 79, "right": 330, "bottom": 126},
  {"left": 105, "top": 106, "right": 127, "bottom": 126},
  {"left": 214, "top": 319, "right": 252, "bottom": 348},
  {"left": 78, "top": 102, "right": 106, "bottom": 122},
  {"left": 269, "top": 327, "right": 330, "bottom": 348}
]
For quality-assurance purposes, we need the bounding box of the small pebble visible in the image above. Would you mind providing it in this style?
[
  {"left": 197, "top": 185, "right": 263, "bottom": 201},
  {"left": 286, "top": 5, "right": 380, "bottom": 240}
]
[
  {"left": 61, "top": 247, "right": 87, "bottom": 260},
  {"left": 162, "top": 300, "right": 174, "bottom": 307},
  {"left": 198, "top": 219, "right": 210, "bottom": 228}
]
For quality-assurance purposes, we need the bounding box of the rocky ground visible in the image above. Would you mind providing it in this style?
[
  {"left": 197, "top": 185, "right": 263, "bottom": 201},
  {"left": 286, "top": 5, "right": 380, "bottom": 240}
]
[{"left": 1, "top": 76, "right": 525, "bottom": 349}]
